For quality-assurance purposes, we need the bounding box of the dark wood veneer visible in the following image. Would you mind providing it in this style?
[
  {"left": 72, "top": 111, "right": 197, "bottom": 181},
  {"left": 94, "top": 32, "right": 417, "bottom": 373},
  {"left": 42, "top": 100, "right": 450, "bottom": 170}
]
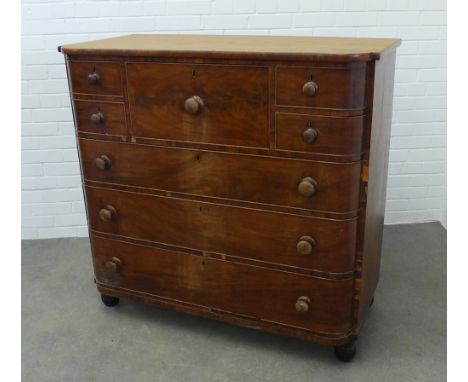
[
  {"left": 79, "top": 138, "right": 361, "bottom": 213},
  {"left": 85, "top": 185, "right": 357, "bottom": 274},
  {"left": 127, "top": 62, "right": 269, "bottom": 148}
]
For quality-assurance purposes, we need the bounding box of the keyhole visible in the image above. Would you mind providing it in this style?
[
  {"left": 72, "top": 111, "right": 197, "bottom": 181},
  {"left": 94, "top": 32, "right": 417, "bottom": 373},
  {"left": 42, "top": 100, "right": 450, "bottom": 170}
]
[
  {"left": 196, "top": 154, "right": 201, "bottom": 162},
  {"left": 309, "top": 74, "right": 314, "bottom": 80},
  {"left": 308, "top": 121, "right": 313, "bottom": 128},
  {"left": 192, "top": 69, "right": 196, "bottom": 79}
]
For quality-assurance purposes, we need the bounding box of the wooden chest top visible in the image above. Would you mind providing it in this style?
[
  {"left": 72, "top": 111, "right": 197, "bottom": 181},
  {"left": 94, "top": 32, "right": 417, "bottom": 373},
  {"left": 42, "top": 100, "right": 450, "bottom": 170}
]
[{"left": 59, "top": 33, "right": 400, "bottom": 61}]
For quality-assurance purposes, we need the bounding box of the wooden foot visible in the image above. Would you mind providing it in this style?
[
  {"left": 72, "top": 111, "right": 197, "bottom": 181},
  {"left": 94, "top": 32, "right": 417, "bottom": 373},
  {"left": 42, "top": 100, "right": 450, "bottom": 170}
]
[{"left": 101, "top": 294, "right": 119, "bottom": 307}]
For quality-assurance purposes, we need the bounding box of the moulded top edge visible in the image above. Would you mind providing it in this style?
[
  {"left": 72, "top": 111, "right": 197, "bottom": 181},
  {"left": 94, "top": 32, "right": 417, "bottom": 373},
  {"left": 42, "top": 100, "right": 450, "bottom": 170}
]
[{"left": 58, "top": 34, "right": 401, "bottom": 62}]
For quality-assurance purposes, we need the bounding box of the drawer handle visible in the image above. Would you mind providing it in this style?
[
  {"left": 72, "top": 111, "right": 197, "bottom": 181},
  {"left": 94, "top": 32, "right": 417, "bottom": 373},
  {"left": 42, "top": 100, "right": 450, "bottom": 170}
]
[
  {"left": 184, "top": 95, "right": 204, "bottom": 115},
  {"left": 94, "top": 155, "right": 111, "bottom": 171},
  {"left": 298, "top": 177, "right": 318, "bottom": 197},
  {"left": 296, "top": 296, "right": 311, "bottom": 313},
  {"left": 297, "top": 236, "right": 316, "bottom": 255},
  {"left": 90, "top": 111, "right": 105, "bottom": 125},
  {"left": 87, "top": 72, "right": 100, "bottom": 85},
  {"left": 99, "top": 205, "right": 117, "bottom": 222},
  {"left": 105, "top": 257, "right": 122, "bottom": 273},
  {"left": 302, "top": 81, "right": 318, "bottom": 97},
  {"left": 303, "top": 127, "right": 318, "bottom": 144}
]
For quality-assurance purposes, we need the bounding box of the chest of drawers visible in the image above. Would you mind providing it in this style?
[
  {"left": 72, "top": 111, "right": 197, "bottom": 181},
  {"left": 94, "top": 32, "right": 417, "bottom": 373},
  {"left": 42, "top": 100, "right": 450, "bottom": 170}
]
[{"left": 60, "top": 34, "right": 399, "bottom": 362}]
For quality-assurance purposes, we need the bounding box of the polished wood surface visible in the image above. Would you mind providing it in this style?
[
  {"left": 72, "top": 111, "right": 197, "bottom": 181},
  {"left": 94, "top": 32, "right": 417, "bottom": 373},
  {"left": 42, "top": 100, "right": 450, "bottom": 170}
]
[
  {"left": 275, "top": 65, "right": 367, "bottom": 110},
  {"left": 355, "top": 50, "right": 397, "bottom": 328},
  {"left": 92, "top": 234, "right": 354, "bottom": 334},
  {"left": 127, "top": 63, "right": 269, "bottom": 147},
  {"left": 60, "top": 34, "right": 400, "bottom": 62},
  {"left": 79, "top": 139, "right": 361, "bottom": 213},
  {"left": 74, "top": 99, "right": 127, "bottom": 136},
  {"left": 275, "top": 113, "right": 364, "bottom": 158},
  {"left": 85, "top": 186, "right": 357, "bottom": 274},
  {"left": 62, "top": 34, "right": 398, "bottom": 352},
  {"left": 68, "top": 60, "right": 123, "bottom": 96}
]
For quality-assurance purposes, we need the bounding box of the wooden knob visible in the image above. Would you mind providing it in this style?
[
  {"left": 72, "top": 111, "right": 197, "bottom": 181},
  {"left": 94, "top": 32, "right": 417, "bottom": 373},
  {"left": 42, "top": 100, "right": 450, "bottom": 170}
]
[
  {"left": 298, "top": 177, "right": 318, "bottom": 197},
  {"left": 94, "top": 155, "right": 111, "bottom": 171},
  {"left": 302, "top": 81, "right": 318, "bottom": 97},
  {"left": 296, "top": 296, "right": 311, "bottom": 313},
  {"left": 90, "top": 111, "right": 104, "bottom": 124},
  {"left": 303, "top": 127, "right": 318, "bottom": 144},
  {"left": 87, "top": 72, "right": 100, "bottom": 85},
  {"left": 297, "top": 236, "right": 316, "bottom": 255},
  {"left": 99, "top": 205, "right": 117, "bottom": 222},
  {"left": 184, "top": 95, "right": 204, "bottom": 115},
  {"left": 105, "top": 257, "right": 122, "bottom": 273}
]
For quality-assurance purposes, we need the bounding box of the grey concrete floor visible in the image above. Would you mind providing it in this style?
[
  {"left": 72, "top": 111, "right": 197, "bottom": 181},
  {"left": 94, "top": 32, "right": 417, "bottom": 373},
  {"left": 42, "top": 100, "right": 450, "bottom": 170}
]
[{"left": 22, "top": 223, "right": 446, "bottom": 382}]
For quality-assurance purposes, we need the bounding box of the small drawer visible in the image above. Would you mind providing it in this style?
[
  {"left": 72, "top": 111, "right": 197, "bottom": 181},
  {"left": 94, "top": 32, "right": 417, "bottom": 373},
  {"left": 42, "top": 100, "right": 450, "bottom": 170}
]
[
  {"left": 276, "top": 65, "right": 367, "bottom": 110},
  {"left": 126, "top": 62, "right": 269, "bottom": 148},
  {"left": 74, "top": 100, "right": 127, "bottom": 136},
  {"left": 276, "top": 113, "right": 364, "bottom": 158},
  {"left": 68, "top": 60, "right": 123, "bottom": 96},
  {"left": 92, "top": 234, "right": 354, "bottom": 334},
  {"left": 85, "top": 186, "right": 357, "bottom": 274}
]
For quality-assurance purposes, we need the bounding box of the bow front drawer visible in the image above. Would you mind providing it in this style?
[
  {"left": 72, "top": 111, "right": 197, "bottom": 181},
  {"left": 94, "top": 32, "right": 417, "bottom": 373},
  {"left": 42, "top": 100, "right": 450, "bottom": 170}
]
[
  {"left": 68, "top": 61, "right": 123, "bottom": 96},
  {"left": 126, "top": 63, "right": 269, "bottom": 147},
  {"left": 275, "top": 113, "right": 364, "bottom": 158},
  {"left": 276, "top": 65, "right": 367, "bottom": 110},
  {"left": 85, "top": 186, "right": 357, "bottom": 275},
  {"left": 79, "top": 139, "right": 361, "bottom": 213},
  {"left": 92, "top": 235, "right": 354, "bottom": 334}
]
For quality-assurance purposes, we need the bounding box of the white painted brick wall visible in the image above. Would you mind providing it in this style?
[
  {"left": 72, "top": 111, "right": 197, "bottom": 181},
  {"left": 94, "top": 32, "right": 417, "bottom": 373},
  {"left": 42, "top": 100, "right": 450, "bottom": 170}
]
[{"left": 21, "top": 0, "right": 447, "bottom": 239}]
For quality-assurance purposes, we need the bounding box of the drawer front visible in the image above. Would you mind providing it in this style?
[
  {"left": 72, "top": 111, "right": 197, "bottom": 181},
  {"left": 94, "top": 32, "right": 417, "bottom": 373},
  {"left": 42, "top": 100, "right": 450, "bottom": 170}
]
[
  {"left": 276, "top": 66, "right": 367, "bottom": 110},
  {"left": 74, "top": 100, "right": 127, "bottom": 136},
  {"left": 127, "top": 63, "right": 269, "bottom": 147},
  {"left": 92, "top": 235, "right": 354, "bottom": 334},
  {"left": 68, "top": 60, "right": 123, "bottom": 96},
  {"left": 80, "top": 139, "right": 361, "bottom": 213},
  {"left": 276, "top": 113, "right": 364, "bottom": 157},
  {"left": 85, "top": 186, "right": 356, "bottom": 274}
]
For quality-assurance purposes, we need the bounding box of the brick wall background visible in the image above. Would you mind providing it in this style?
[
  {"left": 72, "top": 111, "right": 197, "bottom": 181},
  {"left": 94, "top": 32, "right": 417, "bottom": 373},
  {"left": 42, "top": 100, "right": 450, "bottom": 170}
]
[{"left": 21, "top": 0, "right": 447, "bottom": 239}]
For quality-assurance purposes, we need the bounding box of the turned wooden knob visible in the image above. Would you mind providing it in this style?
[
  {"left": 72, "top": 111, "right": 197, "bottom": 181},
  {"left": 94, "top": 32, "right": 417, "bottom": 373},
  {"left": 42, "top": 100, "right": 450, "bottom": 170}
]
[
  {"left": 105, "top": 257, "right": 122, "bottom": 273},
  {"left": 298, "top": 177, "right": 318, "bottom": 197},
  {"left": 302, "top": 81, "right": 318, "bottom": 97},
  {"left": 303, "top": 127, "right": 318, "bottom": 144},
  {"left": 296, "top": 296, "right": 311, "bottom": 313},
  {"left": 90, "top": 111, "right": 104, "bottom": 124},
  {"left": 87, "top": 72, "right": 100, "bottom": 85},
  {"left": 99, "top": 205, "right": 117, "bottom": 222},
  {"left": 94, "top": 155, "right": 111, "bottom": 171},
  {"left": 297, "top": 236, "right": 316, "bottom": 255},
  {"left": 184, "top": 95, "right": 204, "bottom": 115}
]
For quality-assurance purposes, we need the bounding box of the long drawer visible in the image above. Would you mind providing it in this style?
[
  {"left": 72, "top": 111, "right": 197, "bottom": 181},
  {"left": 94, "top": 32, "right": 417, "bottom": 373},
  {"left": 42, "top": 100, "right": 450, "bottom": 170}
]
[
  {"left": 92, "top": 235, "right": 354, "bottom": 334},
  {"left": 79, "top": 139, "right": 361, "bottom": 213},
  {"left": 85, "top": 186, "right": 356, "bottom": 274}
]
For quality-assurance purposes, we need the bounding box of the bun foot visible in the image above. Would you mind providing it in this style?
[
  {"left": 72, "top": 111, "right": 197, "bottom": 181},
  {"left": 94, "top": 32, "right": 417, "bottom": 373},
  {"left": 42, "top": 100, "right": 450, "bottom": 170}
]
[
  {"left": 101, "top": 294, "right": 119, "bottom": 307},
  {"left": 334, "top": 340, "right": 356, "bottom": 362}
]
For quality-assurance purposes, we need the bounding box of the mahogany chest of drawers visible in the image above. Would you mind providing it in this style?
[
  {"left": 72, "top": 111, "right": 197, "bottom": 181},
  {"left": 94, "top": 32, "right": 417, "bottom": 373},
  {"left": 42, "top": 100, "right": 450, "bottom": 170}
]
[{"left": 60, "top": 34, "right": 399, "bottom": 362}]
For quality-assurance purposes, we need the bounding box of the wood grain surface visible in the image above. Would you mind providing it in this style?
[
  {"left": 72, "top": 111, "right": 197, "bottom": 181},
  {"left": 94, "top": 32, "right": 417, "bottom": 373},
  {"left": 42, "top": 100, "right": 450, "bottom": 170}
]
[
  {"left": 276, "top": 65, "right": 367, "bottom": 110},
  {"left": 92, "top": 234, "right": 355, "bottom": 334},
  {"left": 127, "top": 62, "right": 269, "bottom": 147},
  {"left": 85, "top": 186, "right": 357, "bottom": 274},
  {"left": 79, "top": 139, "right": 361, "bottom": 213},
  {"left": 60, "top": 34, "right": 400, "bottom": 62}
]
